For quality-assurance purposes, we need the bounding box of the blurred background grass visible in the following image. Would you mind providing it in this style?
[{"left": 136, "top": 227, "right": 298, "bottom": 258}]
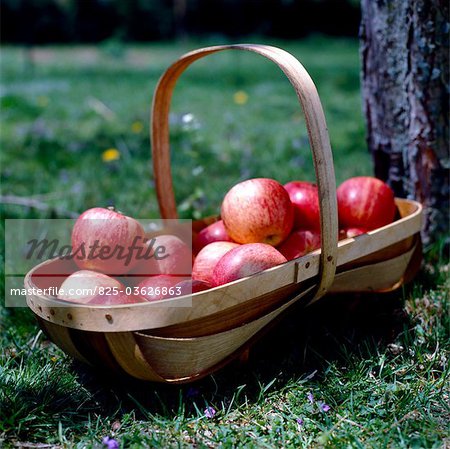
[{"left": 0, "top": 37, "right": 367, "bottom": 220}]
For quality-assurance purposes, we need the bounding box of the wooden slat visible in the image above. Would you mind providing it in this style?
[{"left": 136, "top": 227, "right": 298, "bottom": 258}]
[
  {"left": 104, "top": 332, "right": 165, "bottom": 381},
  {"left": 327, "top": 241, "right": 418, "bottom": 294},
  {"left": 37, "top": 318, "right": 91, "bottom": 365},
  {"left": 134, "top": 286, "right": 315, "bottom": 381},
  {"left": 142, "top": 282, "right": 311, "bottom": 338}
]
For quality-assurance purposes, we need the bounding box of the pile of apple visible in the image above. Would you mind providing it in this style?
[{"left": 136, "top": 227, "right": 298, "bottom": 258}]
[{"left": 57, "top": 176, "right": 396, "bottom": 305}]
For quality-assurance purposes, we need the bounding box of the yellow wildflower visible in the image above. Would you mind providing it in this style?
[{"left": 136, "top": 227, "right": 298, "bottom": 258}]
[
  {"left": 131, "top": 121, "right": 143, "bottom": 134},
  {"left": 102, "top": 148, "right": 120, "bottom": 162},
  {"left": 50, "top": 356, "right": 58, "bottom": 362},
  {"left": 233, "top": 90, "right": 249, "bottom": 105},
  {"left": 37, "top": 96, "right": 49, "bottom": 107}
]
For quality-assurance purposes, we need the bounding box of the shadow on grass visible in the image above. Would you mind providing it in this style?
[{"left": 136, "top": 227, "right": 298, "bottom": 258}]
[{"left": 71, "top": 288, "right": 411, "bottom": 419}]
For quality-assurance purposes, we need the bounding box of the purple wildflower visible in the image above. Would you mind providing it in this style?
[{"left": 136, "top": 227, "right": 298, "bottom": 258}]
[
  {"left": 204, "top": 406, "right": 216, "bottom": 419},
  {"left": 296, "top": 417, "right": 304, "bottom": 426},
  {"left": 320, "top": 403, "right": 331, "bottom": 412},
  {"left": 102, "top": 436, "right": 119, "bottom": 449},
  {"left": 307, "top": 392, "right": 314, "bottom": 403}
]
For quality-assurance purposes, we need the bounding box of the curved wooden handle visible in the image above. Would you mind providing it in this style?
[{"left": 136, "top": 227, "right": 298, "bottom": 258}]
[{"left": 151, "top": 44, "right": 338, "bottom": 299}]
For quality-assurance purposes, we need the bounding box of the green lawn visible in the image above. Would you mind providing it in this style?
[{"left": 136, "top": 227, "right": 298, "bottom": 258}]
[
  {"left": 1, "top": 37, "right": 367, "bottom": 219},
  {"left": 1, "top": 37, "right": 449, "bottom": 448}
]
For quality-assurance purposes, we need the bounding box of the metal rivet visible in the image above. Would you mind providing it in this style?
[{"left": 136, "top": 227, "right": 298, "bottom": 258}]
[
  {"left": 67, "top": 313, "right": 73, "bottom": 320},
  {"left": 50, "top": 309, "right": 55, "bottom": 315},
  {"left": 105, "top": 314, "right": 113, "bottom": 323},
  {"left": 305, "top": 262, "right": 310, "bottom": 269},
  {"left": 327, "top": 255, "right": 333, "bottom": 262}
]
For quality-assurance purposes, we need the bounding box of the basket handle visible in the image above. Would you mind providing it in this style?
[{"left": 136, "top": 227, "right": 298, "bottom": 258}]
[{"left": 151, "top": 44, "right": 338, "bottom": 299}]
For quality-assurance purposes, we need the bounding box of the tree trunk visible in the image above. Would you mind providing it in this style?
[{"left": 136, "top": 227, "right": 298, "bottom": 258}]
[{"left": 360, "top": 0, "right": 449, "bottom": 245}]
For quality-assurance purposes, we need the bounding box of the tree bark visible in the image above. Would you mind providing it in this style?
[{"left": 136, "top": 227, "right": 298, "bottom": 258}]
[{"left": 360, "top": 0, "right": 449, "bottom": 244}]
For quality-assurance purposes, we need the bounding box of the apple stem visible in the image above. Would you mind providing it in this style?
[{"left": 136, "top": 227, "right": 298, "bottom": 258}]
[{"left": 107, "top": 205, "right": 123, "bottom": 214}]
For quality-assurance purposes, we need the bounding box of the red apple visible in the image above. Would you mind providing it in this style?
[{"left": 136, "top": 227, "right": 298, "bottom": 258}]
[
  {"left": 57, "top": 270, "right": 141, "bottom": 305},
  {"left": 339, "top": 227, "right": 367, "bottom": 240},
  {"left": 174, "top": 279, "right": 212, "bottom": 296},
  {"left": 337, "top": 177, "right": 396, "bottom": 230},
  {"left": 193, "top": 220, "right": 233, "bottom": 253},
  {"left": 136, "top": 274, "right": 185, "bottom": 301},
  {"left": 221, "top": 178, "right": 294, "bottom": 246},
  {"left": 192, "top": 241, "right": 240, "bottom": 285},
  {"left": 129, "top": 234, "right": 192, "bottom": 282},
  {"left": 71, "top": 207, "right": 145, "bottom": 275},
  {"left": 284, "top": 181, "right": 320, "bottom": 231},
  {"left": 212, "top": 243, "right": 287, "bottom": 287},
  {"left": 277, "top": 230, "right": 321, "bottom": 261}
]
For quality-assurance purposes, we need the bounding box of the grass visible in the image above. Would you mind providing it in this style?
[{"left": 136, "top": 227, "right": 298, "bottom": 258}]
[
  {"left": 1, "top": 37, "right": 449, "bottom": 448},
  {"left": 1, "top": 37, "right": 366, "bottom": 219}
]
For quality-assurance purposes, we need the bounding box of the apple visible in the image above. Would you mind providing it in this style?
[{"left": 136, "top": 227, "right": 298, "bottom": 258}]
[
  {"left": 284, "top": 181, "right": 321, "bottom": 231},
  {"left": 221, "top": 178, "right": 294, "bottom": 246},
  {"left": 57, "top": 270, "right": 141, "bottom": 305},
  {"left": 136, "top": 274, "right": 185, "bottom": 301},
  {"left": 193, "top": 220, "right": 233, "bottom": 253},
  {"left": 174, "top": 279, "right": 212, "bottom": 296},
  {"left": 337, "top": 176, "right": 396, "bottom": 230},
  {"left": 212, "top": 243, "right": 287, "bottom": 287},
  {"left": 71, "top": 207, "right": 145, "bottom": 275},
  {"left": 129, "top": 234, "right": 192, "bottom": 282},
  {"left": 339, "top": 227, "right": 367, "bottom": 240},
  {"left": 277, "top": 230, "right": 321, "bottom": 260},
  {"left": 192, "top": 241, "right": 240, "bottom": 285}
]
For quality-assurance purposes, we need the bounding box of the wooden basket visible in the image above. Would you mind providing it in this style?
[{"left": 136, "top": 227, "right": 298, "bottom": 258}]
[{"left": 25, "top": 44, "right": 423, "bottom": 383}]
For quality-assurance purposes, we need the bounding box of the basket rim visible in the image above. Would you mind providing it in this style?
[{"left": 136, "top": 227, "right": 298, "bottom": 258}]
[
  {"left": 24, "top": 198, "right": 422, "bottom": 333},
  {"left": 25, "top": 197, "right": 422, "bottom": 307}
]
